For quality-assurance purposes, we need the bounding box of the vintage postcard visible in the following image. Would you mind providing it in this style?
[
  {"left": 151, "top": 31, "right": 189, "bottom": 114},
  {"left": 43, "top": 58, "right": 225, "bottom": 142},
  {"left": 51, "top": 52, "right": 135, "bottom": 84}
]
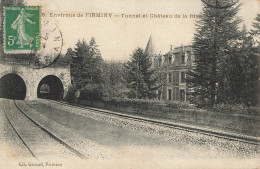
[{"left": 0, "top": 0, "right": 260, "bottom": 169}]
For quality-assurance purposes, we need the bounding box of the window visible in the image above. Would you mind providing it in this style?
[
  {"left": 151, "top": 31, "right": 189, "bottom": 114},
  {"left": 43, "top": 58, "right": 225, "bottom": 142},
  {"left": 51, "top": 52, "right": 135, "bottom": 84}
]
[
  {"left": 168, "top": 56, "right": 172, "bottom": 65},
  {"left": 173, "top": 88, "right": 176, "bottom": 101},
  {"left": 180, "top": 89, "right": 185, "bottom": 102},
  {"left": 173, "top": 71, "right": 179, "bottom": 83},
  {"left": 181, "top": 72, "right": 186, "bottom": 83},
  {"left": 181, "top": 54, "right": 185, "bottom": 64},
  {"left": 168, "top": 73, "right": 172, "bottom": 83},
  {"left": 173, "top": 87, "right": 179, "bottom": 101},
  {"left": 187, "top": 51, "right": 191, "bottom": 58},
  {"left": 158, "top": 90, "right": 161, "bottom": 100},
  {"left": 168, "top": 89, "right": 172, "bottom": 100},
  {"left": 154, "top": 58, "right": 156, "bottom": 67}
]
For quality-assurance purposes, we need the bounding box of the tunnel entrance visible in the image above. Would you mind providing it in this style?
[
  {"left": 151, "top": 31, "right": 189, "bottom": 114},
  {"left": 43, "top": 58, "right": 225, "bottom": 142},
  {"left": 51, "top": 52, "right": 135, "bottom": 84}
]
[
  {"left": 37, "top": 75, "right": 64, "bottom": 100},
  {"left": 0, "top": 73, "right": 26, "bottom": 100}
]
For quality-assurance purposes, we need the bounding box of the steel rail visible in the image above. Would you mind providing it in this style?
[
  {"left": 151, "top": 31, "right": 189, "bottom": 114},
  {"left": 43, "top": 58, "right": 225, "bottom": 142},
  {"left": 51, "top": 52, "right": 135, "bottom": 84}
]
[
  {"left": 47, "top": 99, "right": 260, "bottom": 146},
  {"left": 2, "top": 100, "right": 38, "bottom": 160},
  {"left": 11, "top": 99, "right": 86, "bottom": 159}
]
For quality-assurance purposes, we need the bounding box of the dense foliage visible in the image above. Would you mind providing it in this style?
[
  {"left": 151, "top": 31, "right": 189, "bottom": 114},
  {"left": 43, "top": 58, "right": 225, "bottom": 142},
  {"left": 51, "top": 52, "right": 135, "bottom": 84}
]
[
  {"left": 251, "top": 13, "right": 260, "bottom": 38},
  {"left": 211, "top": 103, "right": 260, "bottom": 116},
  {"left": 187, "top": 0, "right": 259, "bottom": 107},
  {"left": 102, "top": 97, "right": 194, "bottom": 109},
  {"left": 124, "top": 48, "right": 158, "bottom": 99},
  {"left": 65, "top": 1, "right": 259, "bottom": 112},
  {"left": 68, "top": 38, "right": 129, "bottom": 101},
  {"left": 70, "top": 38, "right": 103, "bottom": 88},
  {"left": 69, "top": 38, "right": 104, "bottom": 101},
  {"left": 227, "top": 25, "right": 259, "bottom": 106},
  {"left": 101, "top": 61, "right": 129, "bottom": 98}
]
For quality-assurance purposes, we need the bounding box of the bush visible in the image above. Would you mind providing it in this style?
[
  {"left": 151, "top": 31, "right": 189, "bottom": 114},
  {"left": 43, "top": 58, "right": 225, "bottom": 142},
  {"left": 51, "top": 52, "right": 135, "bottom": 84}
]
[
  {"left": 102, "top": 85, "right": 130, "bottom": 98},
  {"left": 64, "top": 85, "right": 77, "bottom": 103},
  {"left": 79, "top": 83, "right": 104, "bottom": 101},
  {"left": 101, "top": 97, "right": 194, "bottom": 110},
  {"left": 248, "top": 106, "right": 260, "bottom": 116},
  {"left": 165, "top": 100, "right": 194, "bottom": 109},
  {"left": 100, "top": 98, "right": 259, "bottom": 115},
  {"left": 212, "top": 104, "right": 260, "bottom": 115}
]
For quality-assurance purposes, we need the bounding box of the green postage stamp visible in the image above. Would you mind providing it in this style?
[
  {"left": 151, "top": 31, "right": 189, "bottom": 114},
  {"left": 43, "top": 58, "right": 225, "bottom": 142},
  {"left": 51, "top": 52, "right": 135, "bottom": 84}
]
[{"left": 4, "top": 6, "right": 40, "bottom": 53}]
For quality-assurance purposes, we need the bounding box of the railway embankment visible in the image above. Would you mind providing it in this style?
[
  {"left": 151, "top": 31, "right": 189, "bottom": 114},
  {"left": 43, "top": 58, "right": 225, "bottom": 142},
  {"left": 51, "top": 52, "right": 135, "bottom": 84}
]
[
  {"left": 36, "top": 98, "right": 260, "bottom": 158},
  {"left": 15, "top": 100, "right": 112, "bottom": 159},
  {"left": 72, "top": 98, "right": 260, "bottom": 138}
]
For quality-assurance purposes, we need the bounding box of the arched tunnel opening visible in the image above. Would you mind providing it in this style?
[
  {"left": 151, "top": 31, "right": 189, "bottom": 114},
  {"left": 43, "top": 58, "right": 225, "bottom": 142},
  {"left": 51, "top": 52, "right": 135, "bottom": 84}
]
[
  {"left": 37, "top": 75, "right": 64, "bottom": 100},
  {"left": 0, "top": 73, "right": 26, "bottom": 100}
]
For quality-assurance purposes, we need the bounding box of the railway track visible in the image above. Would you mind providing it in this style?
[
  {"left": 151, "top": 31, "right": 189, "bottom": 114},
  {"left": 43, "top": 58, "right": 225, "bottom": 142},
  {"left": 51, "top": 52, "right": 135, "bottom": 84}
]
[
  {"left": 2, "top": 99, "right": 85, "bottom": 159},
  {"left": 46, "top": 99, "right": 260, "bottom": 146}
]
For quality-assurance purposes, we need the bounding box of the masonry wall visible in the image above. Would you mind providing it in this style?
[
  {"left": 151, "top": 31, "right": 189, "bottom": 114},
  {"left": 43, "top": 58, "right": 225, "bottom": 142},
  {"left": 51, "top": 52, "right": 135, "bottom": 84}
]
[{"left": 0, "top": 64, "right": 71, "bottom": 100}]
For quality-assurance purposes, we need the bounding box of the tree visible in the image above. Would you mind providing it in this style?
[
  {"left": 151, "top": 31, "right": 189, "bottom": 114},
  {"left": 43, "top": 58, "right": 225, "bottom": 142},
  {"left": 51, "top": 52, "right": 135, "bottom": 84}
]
[
  {"left": 124, "top": 48, "right": 158, "bottom": 99},
  {"left": 70, "top": 38, "right": 104, "bottom": 101},
  {"left": 222, "top": 25, "right": 258, "bottom": 105},
  {"left": 251, "top": 13, "right": 260, "bottom": 39},
  {"left": 217, "top": 16, "right": 260, "bottom": 106},
  {"left": 187, "top": 0, "right": 242, "bottom": 107},
  {"left": 240, "top": 37, "right": 259, "bottom": 106},
  {"left": 87, "top": 37, "right": 103, "bottom": 84},
  {"left": 101, "top": 61, "right": 129, "bottom": 98},
  {"left": 70, "top": 40, "right": 87, "bottom": 88},
  {"left": 247, "top": 13, "right": 260, "bottom": 105},
  {"left": 70, "top": 38, "right": 103, "bottom": 89}
]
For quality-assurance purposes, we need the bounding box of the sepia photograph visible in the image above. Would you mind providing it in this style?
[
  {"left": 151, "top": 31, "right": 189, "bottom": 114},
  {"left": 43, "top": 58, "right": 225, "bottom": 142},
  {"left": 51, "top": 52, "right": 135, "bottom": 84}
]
[{"left": 0, "top": 0, "right": 259, "bottom": 168}]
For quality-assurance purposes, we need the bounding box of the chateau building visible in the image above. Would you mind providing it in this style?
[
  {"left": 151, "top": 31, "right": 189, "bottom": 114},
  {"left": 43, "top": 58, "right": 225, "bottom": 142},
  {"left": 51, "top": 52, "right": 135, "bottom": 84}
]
[{"left": 145, "top": 36, "right": 195, "bottom": 102}]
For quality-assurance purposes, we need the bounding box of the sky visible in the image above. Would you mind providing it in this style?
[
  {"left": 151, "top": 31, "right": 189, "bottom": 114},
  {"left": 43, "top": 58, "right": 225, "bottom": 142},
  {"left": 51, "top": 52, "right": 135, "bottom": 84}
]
[{"left": 25, "top": 0, "right": 260, "bottom": 61}]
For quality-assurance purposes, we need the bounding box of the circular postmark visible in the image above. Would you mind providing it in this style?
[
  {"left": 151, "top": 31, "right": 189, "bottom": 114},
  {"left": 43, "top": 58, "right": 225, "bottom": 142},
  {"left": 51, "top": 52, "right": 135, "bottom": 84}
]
[{"left": 31, "top": 20, "right": 63, "bottom": 69}]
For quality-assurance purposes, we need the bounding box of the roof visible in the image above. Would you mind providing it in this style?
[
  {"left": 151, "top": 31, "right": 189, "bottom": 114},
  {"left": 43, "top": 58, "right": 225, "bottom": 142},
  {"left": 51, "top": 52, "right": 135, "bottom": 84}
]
[{"left": 145, "top": 35, "right": 157, "bottom": 57}]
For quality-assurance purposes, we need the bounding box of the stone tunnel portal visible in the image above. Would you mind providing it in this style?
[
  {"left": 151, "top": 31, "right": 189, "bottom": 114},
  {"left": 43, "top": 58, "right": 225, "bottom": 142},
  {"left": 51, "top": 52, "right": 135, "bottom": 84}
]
[
  {"left": 37, "top": 75, "right": 64, "bottom": 100},
  {"left": 0, "top": 73, "right": 27, "bottom": 100}
]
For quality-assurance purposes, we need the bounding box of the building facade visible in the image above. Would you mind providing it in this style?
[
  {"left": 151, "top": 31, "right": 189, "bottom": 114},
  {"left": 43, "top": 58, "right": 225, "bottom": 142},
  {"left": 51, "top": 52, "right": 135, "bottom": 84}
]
[
  {"left": 162, "top": 45, "right": 195, "bottom": 102},
  {"left": 145, "top": 36, "right": 195, "bottom": 102}
]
